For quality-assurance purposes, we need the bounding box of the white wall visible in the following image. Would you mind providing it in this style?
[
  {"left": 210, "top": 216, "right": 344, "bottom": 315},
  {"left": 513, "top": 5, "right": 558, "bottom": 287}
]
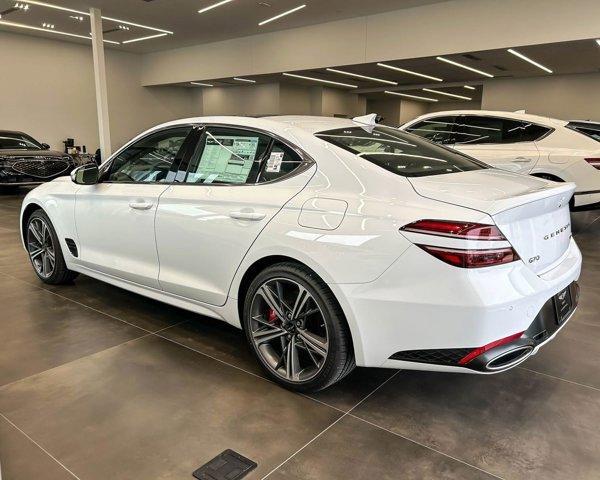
[
  {"left": 0, "top": 31, "right": 193, "bottom": 153},
  {"left": 482, "top": 73, "right": 600, "bottom": 121}
]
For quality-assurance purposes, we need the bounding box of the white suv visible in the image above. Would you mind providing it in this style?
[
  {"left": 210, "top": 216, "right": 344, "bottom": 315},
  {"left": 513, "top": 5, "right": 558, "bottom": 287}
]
[{"left": 400, "top": 110, "right": 600, "bottom": 209}]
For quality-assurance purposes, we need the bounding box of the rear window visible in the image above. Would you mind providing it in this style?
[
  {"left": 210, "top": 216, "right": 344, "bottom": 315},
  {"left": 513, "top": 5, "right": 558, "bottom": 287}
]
[
  {"left": 315, "top": 125, "right": 487, "bottom": 177},
  {"left": 566, "top": 122, "right": 600, "bottom": 143}
]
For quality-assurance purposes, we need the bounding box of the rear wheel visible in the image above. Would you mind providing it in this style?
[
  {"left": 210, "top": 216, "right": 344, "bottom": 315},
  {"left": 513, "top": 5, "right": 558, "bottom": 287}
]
[
  {"left": 26, "top": 210, "right": 78, "bottom": 284},
  {"left": 243, "top": 262, "right": 354, "bottom": 392}
]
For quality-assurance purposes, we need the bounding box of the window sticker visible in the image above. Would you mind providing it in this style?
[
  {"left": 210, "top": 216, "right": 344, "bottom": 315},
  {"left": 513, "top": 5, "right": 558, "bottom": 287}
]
[
  {"left": 265, "top": 151, "right": 284, "bottom": 173},
  {"left": 195, "top": 134, "right": 259, "bottom": 183}
]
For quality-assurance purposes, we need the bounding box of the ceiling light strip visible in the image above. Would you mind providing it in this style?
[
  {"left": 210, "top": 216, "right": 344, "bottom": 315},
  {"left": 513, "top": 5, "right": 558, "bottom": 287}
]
[
  {"left": 0, "top": 19, "right": 120, "bottom": 43},
  {"left": 198, "top": 0, "right": 234, "bottom": 14},
  {"left": 384, "top": 91, "right": 438, "bottom": 102},
  {"left": 326, "top": 68, "right": 397, "bottom": 85},
  {"left": 233, "top": 77, "right": 256, "bottom": 83},
  {"left": 122, "top": 33, "right": 168, "bottom": 44},
  {"left": 377, "top": 63, "right": 443, "bottom": 82},
  {"left": 464, "top": 85, "right": 476, "bottom": 90},
  {"left": 422, "top": 88, "right": 472, "bottom": 100},
  {"left": 436, "top": 56, "right": 494, "bottom": 78},
  {"left": 191, "top": 82, "right": 214, "bottom": 87},
  {"left": 283, "top": 72, "right": 357, "bottom": 88},
  {"left": 19, "top": 0, "right": 173, "bottom": 34},
  {"left": 507, "top": 48, "right": 552, "bottom": 73},
  {"left": 259, "top": 4, "right": 306, "bottom": 26}
]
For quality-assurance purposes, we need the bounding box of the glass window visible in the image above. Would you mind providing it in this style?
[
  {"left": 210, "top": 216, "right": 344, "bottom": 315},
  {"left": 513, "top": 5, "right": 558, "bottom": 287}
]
[
  {"left": 108, "top": 126, "right": 191, "bottom": 183},
  {"left": 0, "top": 131, "right": 42, "bottom": 150},
  {"left": 257, "top": 141, "right": 304, "bottom": 183},
  {"left": 566, "top": 122, "right": 600, "bottom": 143},
  {"left": 316, "top": 125, "right": 487, "bottom": 178},
  {"left": 519, "top": 122, "right": 552, "bottom": 142},
  {"left": 185, "top": 127, "right": 271, "bottom": 185},
  {"left": 404, "top": 116, "right": 458, "bottom": 144},
  {"left": 455, "top": 116, "right": 504, "bottom": 145}
]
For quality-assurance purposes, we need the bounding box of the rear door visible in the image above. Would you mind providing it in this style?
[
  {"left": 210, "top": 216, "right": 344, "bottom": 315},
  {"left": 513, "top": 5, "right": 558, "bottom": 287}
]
[
  {"left": 155, "top": 125, "right": 315, "bottom": 306},
  {"left": 452, "top": 115, "right": 540, "bottom": 174}
]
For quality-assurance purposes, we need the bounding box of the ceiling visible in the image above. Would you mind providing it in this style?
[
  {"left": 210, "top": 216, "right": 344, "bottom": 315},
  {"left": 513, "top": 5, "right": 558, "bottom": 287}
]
[
  {"left": 176, "top": 38, "right": 600, "bottom": 105},
  {"left": 0, "top": 0, "right": 448, "bottom": 52}
]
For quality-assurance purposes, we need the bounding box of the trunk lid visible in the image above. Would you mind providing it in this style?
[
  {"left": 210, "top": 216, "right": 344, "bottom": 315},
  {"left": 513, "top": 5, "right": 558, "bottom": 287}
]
[{"left": 407, "top": 169, "right": 575, "bottom": 274}]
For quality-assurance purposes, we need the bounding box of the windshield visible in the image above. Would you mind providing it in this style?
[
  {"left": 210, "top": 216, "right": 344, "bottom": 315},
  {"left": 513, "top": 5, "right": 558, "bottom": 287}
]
[
  {"left": 316, "top": 125, "right": 487, "bottom": 177},
  {"left": 566, "top": 122, "right": 600, "bottom": 143},
  {"left": 0, "top": 132, "right": 43, "bottom": 150}
]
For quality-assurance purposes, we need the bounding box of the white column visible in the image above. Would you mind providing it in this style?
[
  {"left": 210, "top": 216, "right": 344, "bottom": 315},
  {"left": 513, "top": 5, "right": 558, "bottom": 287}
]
[{"left": 89, "top": 8, "right": 112, "bottom": 158}]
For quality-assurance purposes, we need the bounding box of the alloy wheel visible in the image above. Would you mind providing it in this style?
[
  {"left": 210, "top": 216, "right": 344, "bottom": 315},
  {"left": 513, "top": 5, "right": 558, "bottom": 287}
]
[
  {"left": 249, "top": 278, "right": 329, "bottom": 383},
  {"left": 27, "top": 217, "right": 55, "bottom": 279}
]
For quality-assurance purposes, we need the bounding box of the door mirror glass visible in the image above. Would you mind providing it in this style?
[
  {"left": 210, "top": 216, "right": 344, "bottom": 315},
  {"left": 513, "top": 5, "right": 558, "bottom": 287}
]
[
  {"left": 71, "top": 163, "right": 99, "bottom": 185},
  {"left": 41, "top": 143, "right": 50, "bottom": 150}
]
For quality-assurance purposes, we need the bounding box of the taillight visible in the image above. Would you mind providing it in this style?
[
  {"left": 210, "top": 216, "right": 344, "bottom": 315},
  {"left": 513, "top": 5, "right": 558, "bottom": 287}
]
[
  {"left": 458, "top": 331, "right": 524, "bottom": 365},
  {"left": 585, "top": 158, "right": 600, "bottom": 170},
  {"left": 400, "top": 219, "right": 506, "bottom": 240},
  {"left": 401, "top": 219, "right": 520, "bottom": 268},
  {"left": 419, "top": 245, "right": 519, "bottom": 268}
]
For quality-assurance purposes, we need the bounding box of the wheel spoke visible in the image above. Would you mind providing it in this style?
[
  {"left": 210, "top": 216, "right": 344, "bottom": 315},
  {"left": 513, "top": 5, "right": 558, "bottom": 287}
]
[
  {"left": 298, "top": 337, "right": 321, "bottom": 367},
  {"left": 297, "top": 329, "right": 328, "bottom": 358},
  {"left": 29, "top": 221, "right": 43, "bottom": 244},
  {"left": 257, "top": 285, "right": 287, "bottom": 322},
  {"left": 42, "top": 252, "right": 51, "bottom": 276},
  {"left": 29, "top": 247, "right": 44, "bottom": 260},
  {"left": 291, "top": 286, "right": 310, "bottom": 321},
  {"left": 286, "top": 336, "right": 300, "bottom": 380},
  {"left": 46, "top": 249, "right": 55, "bottom": 268},
  {"left": 252, "top": 326, "right": 287, "bottom": 345}
]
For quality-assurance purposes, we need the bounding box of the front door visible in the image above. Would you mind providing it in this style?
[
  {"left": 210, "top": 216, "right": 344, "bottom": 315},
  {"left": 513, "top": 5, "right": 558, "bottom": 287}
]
[
  {"left": 74, "top": 125, "right": 195, "bottom": 288},
  {"left": 155, "top": 125, "right": 314, "bottom": 306}
]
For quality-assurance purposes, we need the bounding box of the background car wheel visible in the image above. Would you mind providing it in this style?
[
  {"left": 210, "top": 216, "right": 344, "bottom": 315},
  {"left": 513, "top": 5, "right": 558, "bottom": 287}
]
[
  {"left": 243, "top": 262, "right": 355, "bottom": 392},
  {"left": 26, "top": 210, "right": 79, "bottom": 285}
]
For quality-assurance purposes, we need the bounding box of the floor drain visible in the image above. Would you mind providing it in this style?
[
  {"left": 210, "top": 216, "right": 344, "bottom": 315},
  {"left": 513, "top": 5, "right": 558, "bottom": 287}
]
[{"left": 193, "top": 449, "right": 257, "bottom": 480}]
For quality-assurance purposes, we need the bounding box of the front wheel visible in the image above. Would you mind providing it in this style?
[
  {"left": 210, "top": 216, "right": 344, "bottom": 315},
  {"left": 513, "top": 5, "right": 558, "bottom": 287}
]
[
  {"left": 26, "top": 210, "right": 79, "bottom": 284},
  {"left": 243, "top": 262, "right": 354, "bottom": 392}
]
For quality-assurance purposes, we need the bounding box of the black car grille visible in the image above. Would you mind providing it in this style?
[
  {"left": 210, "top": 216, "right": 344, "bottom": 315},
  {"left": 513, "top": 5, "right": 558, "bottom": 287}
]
[
  {"left": 389, "top": 348, "right": 472, "bottom": 365},
  {"left": 12, "top": 158, "right": 69, "bottom": 179}
]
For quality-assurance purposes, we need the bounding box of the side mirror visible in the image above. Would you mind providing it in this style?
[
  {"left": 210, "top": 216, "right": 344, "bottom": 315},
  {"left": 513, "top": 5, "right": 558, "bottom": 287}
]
[
  {"left": 41, "top": 143, "right": 50, "bottom": 150},
  {"left": 71, "top": 163, "right": 99, "bottom": 185}
]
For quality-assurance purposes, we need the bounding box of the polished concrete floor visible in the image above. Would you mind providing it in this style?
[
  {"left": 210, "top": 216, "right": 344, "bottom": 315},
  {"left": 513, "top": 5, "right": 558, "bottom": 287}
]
[{"left": 0, "top": 188, "right": 599, "bottom": 480}]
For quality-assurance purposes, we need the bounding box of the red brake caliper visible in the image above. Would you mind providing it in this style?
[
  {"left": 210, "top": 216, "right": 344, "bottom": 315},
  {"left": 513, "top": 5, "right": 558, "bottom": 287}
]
[{"left": 267, "top": 308, "right": 278, "bottom": 324}]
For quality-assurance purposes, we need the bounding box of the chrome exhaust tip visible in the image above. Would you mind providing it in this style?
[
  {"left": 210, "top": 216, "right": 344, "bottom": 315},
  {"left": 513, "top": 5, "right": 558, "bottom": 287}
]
[{"left": 485, "top": 345, "right": 534, "bottom": 371}]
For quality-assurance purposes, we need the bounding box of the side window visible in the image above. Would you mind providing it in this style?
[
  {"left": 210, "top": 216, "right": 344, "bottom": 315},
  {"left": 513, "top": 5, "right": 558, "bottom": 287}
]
[
  {"left": 518, "top": 122, "right": 552, "bottom": 142},
  {"left": 184, "top": 127, "right": 271, "bottom": 185},
  {"left": 405, "top": 116, "right": 457, "bottom": 144},
  {"left": 455, "top": 116, "right": 503, "bottom": 145},
  {"left": 257, "top": 141, "right": 304, "bottom": 183},
  {"left": 108, "top": 126, "right": 191, "bottom": 183}
]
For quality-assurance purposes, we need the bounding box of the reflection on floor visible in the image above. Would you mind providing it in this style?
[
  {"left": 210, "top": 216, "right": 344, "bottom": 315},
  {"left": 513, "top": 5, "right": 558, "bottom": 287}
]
[{"left": 1, "top": 188, "right": 599, "bottom": 480}]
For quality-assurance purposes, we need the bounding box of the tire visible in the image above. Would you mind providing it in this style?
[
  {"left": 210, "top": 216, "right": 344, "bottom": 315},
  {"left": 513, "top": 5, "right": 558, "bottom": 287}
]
[
  {"left": 243, "top": 262, "right": 355, "bottom": 392},
  {"left": 26, "top": 209, "right": 79, "bottom": 285}
]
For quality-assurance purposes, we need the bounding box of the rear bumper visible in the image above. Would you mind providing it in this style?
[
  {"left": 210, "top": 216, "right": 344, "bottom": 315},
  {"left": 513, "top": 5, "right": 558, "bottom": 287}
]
[
  {"left": 572, "top": 190, "right": 600, "bottom": 210},
  {"left": 334, "top": 238, "right": 582, "bottom": 369}
]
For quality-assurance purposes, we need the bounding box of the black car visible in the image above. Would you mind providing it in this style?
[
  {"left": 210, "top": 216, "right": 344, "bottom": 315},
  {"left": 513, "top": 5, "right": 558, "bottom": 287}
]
[{"left": 0, "top": 131, "right": 79, "bottom": 187}]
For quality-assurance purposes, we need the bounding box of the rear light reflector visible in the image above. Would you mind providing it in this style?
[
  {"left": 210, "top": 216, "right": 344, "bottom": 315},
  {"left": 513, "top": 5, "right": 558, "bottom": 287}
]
[
  {"left": 585, "top": 158, "right": 600, "bottom": 170},
  {"left": 458, "top": 331, "right": 525, "bottom": 365},
  {"left": 401, "top": 219, "right": 506, "bottom": 240},
  {"left": 419, "top": 245, "right": 519, "bottom": 268}
]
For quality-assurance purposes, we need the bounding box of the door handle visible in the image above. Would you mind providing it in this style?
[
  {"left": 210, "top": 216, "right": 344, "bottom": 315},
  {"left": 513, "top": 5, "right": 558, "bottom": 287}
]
[
  {"left": 229, "top": 211, "right": 266, "bottom": 221},
  {"left": 512, "top": 157, "right": 532, "bottom": 163},
  {"left": 129, "top": 201, "right": 153, "bottom": 210}
]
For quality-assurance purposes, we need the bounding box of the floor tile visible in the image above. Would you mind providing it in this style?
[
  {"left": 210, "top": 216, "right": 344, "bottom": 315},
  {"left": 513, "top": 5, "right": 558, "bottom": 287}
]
[
  {"left": 0, "top": 335, "right": 341, "bottom": 480},
  {"left": 353, "top": 369, "right": 600, "bottom": 480},
  {"left": 268, "top": 415, "right": 495, "bottom": 480},
  {"left": 0, "top": 275, "right": 146, "bottom": 386},
  {"left": 0, "top": 415, "right": 74, "bottom": 480}
]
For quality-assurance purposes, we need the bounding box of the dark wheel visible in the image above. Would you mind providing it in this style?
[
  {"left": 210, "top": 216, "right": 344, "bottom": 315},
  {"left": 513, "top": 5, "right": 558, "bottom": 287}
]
[
  {"left": 26, "top": 210, "right": 78, "bottom": 284},
  {"left": 243, "top": 262, "right": 354, "bottom": 392}
]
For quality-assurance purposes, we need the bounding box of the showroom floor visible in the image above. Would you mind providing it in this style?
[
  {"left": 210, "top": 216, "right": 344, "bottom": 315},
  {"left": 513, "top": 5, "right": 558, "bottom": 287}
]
[{"left": 0, "top": 189, "right": 599, "bottom": 480}]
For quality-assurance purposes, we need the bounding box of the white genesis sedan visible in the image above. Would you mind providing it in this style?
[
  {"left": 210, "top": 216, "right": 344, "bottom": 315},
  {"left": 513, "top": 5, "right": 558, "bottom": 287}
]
[
  {"left": 20, "top": 115, "right": 582, "bottom": 392},
  {"left": 400, "top": 110, "right": 600, "bottom": 210}
]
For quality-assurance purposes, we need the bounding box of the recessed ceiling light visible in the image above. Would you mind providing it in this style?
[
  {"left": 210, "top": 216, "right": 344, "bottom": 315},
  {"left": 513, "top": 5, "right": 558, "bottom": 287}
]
[
  {"left": 198, "top": 0, "right": 234, "bottom": 14},
  {"left": 283, "top": 72, "right": 357, "bottom": 88},
  {"left": 422, "top": 88, "right": 472, "bottom": 100},
  {"left": 463, "top": 85, "right": 476, "bottom": 90},
  {"left": 1, "top": 19, "right": 120, "bottom": 43},
  {"left": 436, "top": 56, "right": 494, "bottom": 78},
  {"left": 377, "top": 63, "right": 443, "bottom": 82},
  {"left": 42, "top": 22, "right": 54, "bottom": 29},
  {"left": 18, "top": 1, "right": 173, "bottom": 34},
  {"left": 385, "top": 91, "right": 438, "bottom": 102},
  {"left": 258, "top": 4, "right": 306, "bottom": 26},
  {"left": 69, "top": 15, "right": 84, "bottom": 21},
  {"left": 122, "top": 33, "right": 168, "bottom": 44},
  {"left": 15, "top": 3, "right": 30, "bottom": 10},
  {"left": 507, "top": 48, "right": 553, "bottom": 74},
  {"left": 233, "top": 77, "right": 256, "bottom": 83},
  {"left": 190, "top": 82, "right": 214, "bottom": 87},
  {"left": 326, "top": 68, "right": 397, "bottom": 85},
  {"left": 596, "top": 39, "right": 600, "bottom": 47}
]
